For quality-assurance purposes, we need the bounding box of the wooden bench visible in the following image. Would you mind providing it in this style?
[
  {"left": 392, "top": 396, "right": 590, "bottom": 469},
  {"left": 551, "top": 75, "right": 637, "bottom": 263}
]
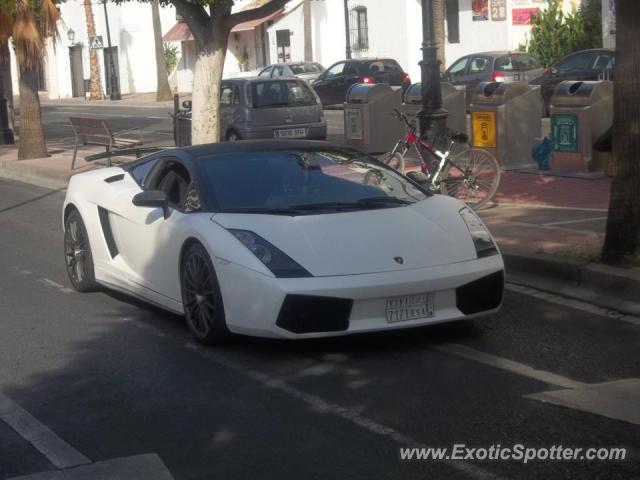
[{"left": 69, "top": 117, "right": 144, "bottom": 169}]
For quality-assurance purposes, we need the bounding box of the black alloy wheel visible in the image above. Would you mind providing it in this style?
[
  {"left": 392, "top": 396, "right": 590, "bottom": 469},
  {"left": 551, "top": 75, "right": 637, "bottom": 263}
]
[{"left": 181, "top": 243, "right": 232, "bottom": 345}]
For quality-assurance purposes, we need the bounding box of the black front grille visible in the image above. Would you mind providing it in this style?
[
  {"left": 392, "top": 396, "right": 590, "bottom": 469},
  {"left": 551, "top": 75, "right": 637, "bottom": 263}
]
[
  {"left": 276, "top": 295, "right": 353, "bottom": 334},
  {"left": 456, "top": 270, "right": 504, "bottom": 315}
]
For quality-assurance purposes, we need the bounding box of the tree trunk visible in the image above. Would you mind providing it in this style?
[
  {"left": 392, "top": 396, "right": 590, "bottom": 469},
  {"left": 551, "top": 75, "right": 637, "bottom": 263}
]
[
  {"left": 433, "top": 0, "right": 446, "bottom": 72},
  {"left": 83, "top": 0, "right": 103, "bottom": 100},
  {"left": 601, "top": 0, "right": 640, "bottom": 264},
  {"left": 17, "top": 65, "right": 47, "bottom": 159},
  {"left": 191, "top": 33, "right": 228, "bottom": 145},
  {"left": 303, "top": 0, "right": 312, "bottom": 61},
  {"left": 152, "top": 0, "right": 173, "bottom": 101},
  {"left": 0, "top": 42, "right": 15, "bottom": 132}
]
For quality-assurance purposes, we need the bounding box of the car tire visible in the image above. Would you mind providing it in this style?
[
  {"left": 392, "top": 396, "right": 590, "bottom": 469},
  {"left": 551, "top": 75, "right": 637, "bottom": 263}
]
[
  {"left": 181, "top": 242, "right": 232, "bottom": 345},
  {"left": 64, "top": 209, "right": 98, "bottom": 292},
  {"left": 226, "top": 131, "right": 241, "bottom": 142}
]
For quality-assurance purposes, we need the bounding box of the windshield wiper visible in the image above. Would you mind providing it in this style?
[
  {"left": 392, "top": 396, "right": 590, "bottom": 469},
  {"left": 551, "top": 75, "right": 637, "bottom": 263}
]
[
  {"left": 292, "top": 197, "right": 411, "bottom": 211},
  {"left": 218, "top": 207, "right": 301, "bottom": 216}
]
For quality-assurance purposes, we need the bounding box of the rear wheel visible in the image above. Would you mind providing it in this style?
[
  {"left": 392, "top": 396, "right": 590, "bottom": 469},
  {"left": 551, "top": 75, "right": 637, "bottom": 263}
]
[
  {"left": 64, "top": 210, "right": 98, "bottom": 292},
  {"left": 181, "top": 243, "right": 232, "bottom": 345},
  {"left": 440, "top": 148, "right": 501, "bottom": 209}
]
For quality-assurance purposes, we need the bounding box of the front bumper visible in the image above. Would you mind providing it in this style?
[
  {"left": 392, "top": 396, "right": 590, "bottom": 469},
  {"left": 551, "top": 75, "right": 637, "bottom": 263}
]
[
  {"left": 237, "top": 121, "right": 328, "bottom": 141},
  {"left": 217, "top": 254, "right": 504, "bottom": 339}
]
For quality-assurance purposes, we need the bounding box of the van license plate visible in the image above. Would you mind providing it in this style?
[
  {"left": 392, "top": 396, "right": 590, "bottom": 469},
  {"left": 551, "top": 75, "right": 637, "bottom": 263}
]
[
  {"left": 275, "top": 128, "right": 307, "bottom": 138},
  {"left": 386, "top": 293, "right": 434, "bottom": 323}
]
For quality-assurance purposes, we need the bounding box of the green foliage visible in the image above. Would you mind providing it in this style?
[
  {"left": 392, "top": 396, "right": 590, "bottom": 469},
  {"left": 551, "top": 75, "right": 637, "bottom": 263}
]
[
  {"left": 525, "top": 0, "right": 603, "bottom": 68},
  {"left": 163, "top": 43, "right": 179, "bottom": 73}
]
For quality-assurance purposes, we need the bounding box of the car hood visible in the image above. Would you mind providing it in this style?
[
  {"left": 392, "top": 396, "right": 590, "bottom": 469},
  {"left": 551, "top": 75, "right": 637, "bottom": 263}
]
[{"left": 212, "top": 195, "right": 478, "bottom": 277}]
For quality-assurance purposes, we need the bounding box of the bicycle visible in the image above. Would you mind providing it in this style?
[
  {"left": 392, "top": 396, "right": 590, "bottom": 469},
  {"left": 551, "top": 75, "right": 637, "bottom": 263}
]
[{"left": 382, "top": 109, "right": 501, "bottom": 209}]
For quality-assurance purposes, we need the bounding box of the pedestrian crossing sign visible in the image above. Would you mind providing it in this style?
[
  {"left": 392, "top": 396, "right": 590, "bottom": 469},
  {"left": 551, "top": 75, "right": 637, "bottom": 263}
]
[{"left": 89, "top": 36, "right": 104, "bottom": 49}]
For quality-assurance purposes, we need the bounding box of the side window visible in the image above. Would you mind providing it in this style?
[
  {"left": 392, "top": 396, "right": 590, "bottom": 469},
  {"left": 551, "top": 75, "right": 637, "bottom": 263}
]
[
  {"left": 469, "top": 57, "right": 488, "bottom": 73},
  {"left": 447, "top": 57, "right": 469, "bottom": 76},
  {"left": 384, "top": 60, "right": 402, "bottom": 73},
  {"left": 258, "top": 67, "right": 272, "bottom": 77},
  {"left": 368, "top": 61, "right": 385, "bottom": 74},
  {"left": 232, "top": 86, "right": 241, "bottom": 105},
  {"left": 274, "top": 66, "right": 285, "bottom": 77},
  {"left": 593, "top": 54, "right": 614, "bottom": 72},
  {"left": 220, "top": 84, "right": 233, "bottom": 105},
  {"left": 325, "top": 62, "right": 346, "bottom": 78},
  {"left": 344, "top": 64, "right": 358, "bottom": 75},
  {"left": 555, "top": 53, "right": 594, "bottom": 73},
  {"left": 495, "top": 56, "right": 513, "bottom": 71},
  {"left": 153, "top": 160, "right": 200, "bottom": 212},
  {"left": 130, "top": 158, "right": 159, "bottom": 187}
]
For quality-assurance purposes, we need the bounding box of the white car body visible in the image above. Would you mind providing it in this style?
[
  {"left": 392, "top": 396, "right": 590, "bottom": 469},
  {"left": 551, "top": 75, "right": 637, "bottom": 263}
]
[{"left": 63, "top": 143, "right": 504, "bottom": 339}]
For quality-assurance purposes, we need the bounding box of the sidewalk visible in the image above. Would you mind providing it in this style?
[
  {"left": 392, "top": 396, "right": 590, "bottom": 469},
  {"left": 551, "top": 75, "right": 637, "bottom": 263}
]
[{"left": 37, "top": 92, "right": 191, "bottom": 108}]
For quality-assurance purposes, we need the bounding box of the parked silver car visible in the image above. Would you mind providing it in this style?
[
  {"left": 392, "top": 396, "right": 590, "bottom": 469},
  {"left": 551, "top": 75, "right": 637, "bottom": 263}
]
[
  {"left": 220, "top": 77, "right": 327, "bottom": 141},
  {"left": 258, "top": 62, "right": 326, "bottom": 82}
]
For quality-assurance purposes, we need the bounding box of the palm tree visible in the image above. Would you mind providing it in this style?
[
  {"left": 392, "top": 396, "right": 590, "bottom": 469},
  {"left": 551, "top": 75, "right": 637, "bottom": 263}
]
[
  {"left": 151, "top": 0, "right": 172, "bottom": 101},
  {"left": 83, "top": 0, "right": 103, "bottom": 100},
  {"left": 433, "top": 0, "right": 445, "bottom": 72},
  {"left": 0, "top": 0, "right": 60, "bottom": 160}
]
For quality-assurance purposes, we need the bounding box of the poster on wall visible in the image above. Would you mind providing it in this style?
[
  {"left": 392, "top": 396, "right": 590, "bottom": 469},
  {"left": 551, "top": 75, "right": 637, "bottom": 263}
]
[
  {"left": 472, "top": 0, "right": 489, "bottom": 21},
  {"left": 491, "top": 0, "right": 506, "bottom": 21},
  {"left": 512, "top": 8, "right": 539, "bottom": 25}
]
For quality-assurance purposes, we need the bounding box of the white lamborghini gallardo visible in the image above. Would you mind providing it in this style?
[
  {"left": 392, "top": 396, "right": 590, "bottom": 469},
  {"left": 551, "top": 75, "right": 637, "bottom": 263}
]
[{"left": 63, "top": 141, "right": 504, "bottom": 344}]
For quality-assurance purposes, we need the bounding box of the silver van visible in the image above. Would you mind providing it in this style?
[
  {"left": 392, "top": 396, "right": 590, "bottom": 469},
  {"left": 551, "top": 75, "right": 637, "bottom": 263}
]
[{"left": 219, "top": 77, "right": 327, "bottom": 141}]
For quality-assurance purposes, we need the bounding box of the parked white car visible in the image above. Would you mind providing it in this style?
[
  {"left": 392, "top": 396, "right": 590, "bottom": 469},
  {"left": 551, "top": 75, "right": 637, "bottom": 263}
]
[{"left": 63, "top": 141, "right": 504, "bottom": 344}]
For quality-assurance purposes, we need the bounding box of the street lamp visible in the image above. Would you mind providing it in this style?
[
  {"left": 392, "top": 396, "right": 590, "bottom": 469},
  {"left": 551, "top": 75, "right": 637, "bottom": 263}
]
[
  {"left": 343, "top": 0, "right": 352, "bottom": 59},
  {"left": 417, "top": 0, "right": 447, "bottom": 140},
  {"left": 103, "top": 0, "right": 121, "bottom": 100},
  {"left": 67, "top": 28, "right": 75, "bottom": 44}
]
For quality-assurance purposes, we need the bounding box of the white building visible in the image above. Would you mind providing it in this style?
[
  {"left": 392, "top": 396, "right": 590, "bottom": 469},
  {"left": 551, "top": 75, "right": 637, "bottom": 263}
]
[{"left": 9, "top": 0, "right": 591, "bottom": 98}]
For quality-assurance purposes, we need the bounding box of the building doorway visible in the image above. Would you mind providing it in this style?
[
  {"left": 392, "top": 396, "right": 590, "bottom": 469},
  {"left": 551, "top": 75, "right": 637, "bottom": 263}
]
[
  {"left": 69, "top": 45, "right": 85, "bottom": 97},
  {"left": 103, "top": 46, "right": 120, "bottom": 96}
]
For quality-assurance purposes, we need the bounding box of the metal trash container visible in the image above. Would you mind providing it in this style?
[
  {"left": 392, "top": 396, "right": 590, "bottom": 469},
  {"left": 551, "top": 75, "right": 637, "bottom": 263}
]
[
  {"left": 343, "top": 83, "right": 403, "bottom": 154},
  {"left": 172, "top": 95, "right": 192, "bottom": 146},
  {"left": 549, "top": 80, "right": 613, "bottom": 173},
  {"left": 401, "top": 82, "right": 467, "bottom": 136},
  {"left": 470, "top": 81, "right": 542, "bottom": 169}
]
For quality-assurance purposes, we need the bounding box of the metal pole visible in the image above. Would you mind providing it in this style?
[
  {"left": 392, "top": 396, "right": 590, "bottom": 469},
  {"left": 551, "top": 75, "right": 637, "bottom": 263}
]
[
  {"left": 0, "top": 74, "right": 15, "bottom": 145},
  {"left": 103, "top": 0, "right": 121, "bottom": 100},
  {"left": 343, "top": 0, "right": 352, "bottom": 59},
  {"left": 417, "top": 0, "right": 447, "bottom": 139}
]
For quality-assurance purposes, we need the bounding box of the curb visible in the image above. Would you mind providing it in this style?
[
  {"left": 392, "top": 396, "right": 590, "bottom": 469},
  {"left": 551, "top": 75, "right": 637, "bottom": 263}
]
[
  {"left": 504, "top": 252, "right": 640, "bottom": 316},
  {"left": 0, "top": 160, "right": 71, "bottom": 190}
]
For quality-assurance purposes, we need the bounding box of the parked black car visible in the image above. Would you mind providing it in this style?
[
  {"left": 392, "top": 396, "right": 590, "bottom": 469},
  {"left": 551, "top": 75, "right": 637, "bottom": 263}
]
[
  {"left": 311, "top": 58, "right": 411, "bottom": 106},
  {"left": 529, "top": 48, "right": 615, "bottom": 116},
  {"left": 443, "top": 51, "right": 544, "bottom": 108}
]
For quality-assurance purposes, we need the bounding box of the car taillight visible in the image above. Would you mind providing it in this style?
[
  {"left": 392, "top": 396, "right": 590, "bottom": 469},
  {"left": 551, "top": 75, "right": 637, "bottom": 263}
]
[
  {"left": 403, "top": 73, "right": 411, "bottom": 83},
  {"left": 492, "top": 72, "right": 505, "bottom": 82},
  {"left": 361, "top": 76, "right": 375, "bottom": 84},
  {"left": 543, "top": 67, "right": 550, "bottom": 74}
]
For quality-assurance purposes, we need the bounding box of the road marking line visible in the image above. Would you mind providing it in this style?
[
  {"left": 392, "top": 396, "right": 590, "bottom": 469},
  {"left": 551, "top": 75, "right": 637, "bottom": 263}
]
[
  {"left": 542, "top": 216, "right": 608, "bottom": 227},
  {"left": 0, "top": 392, "right": 91, "bottom": 469},
  {"left": 6, "top": 454, "right": 174, "bottom": 480},
  {"left": 432, "top": 343, "right": 586, "bottom": 389},
  {"left": 506, "top": 283, "right": 640, "bottom": 326},
  {"left": 179, "top": 340, "right": 503, "bottom": 480},
  {"left": 38, "top": 278, "right": 74, "bottom": 294}
]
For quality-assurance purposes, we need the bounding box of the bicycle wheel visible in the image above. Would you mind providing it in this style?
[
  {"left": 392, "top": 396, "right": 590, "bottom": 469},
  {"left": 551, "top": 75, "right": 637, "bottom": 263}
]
[
  {"left": 440, "top": 148, "right": 501, "bottom": 209},
  {"left": 380, "top": 151, "right": 405, "bottom": 174}
]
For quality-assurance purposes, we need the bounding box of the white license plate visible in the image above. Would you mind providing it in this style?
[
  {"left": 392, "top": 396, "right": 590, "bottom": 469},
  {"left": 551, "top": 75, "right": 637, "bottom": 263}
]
[
  {"left": 275, "top": 128, "right": 307, "bottom": 139},
  {"left": 386, "top": 293, "right": 434, "bottom": 323}
]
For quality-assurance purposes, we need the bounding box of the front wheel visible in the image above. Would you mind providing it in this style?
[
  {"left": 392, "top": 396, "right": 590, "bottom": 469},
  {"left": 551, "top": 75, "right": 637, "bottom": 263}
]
[
  {"left": 64, "top": 210, "right": 98, "bottom": 292},
  {"left": 440, "top": 148, "right": 501, "bottom": 209},
  {"left": 181, "top": 243, "right": 232, "bottom": 345}
]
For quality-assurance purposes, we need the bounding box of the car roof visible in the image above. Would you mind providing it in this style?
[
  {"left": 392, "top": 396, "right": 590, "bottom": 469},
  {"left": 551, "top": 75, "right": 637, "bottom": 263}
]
[
  {"left": 223, "top": 76, "right": 304, "bottom": 83},
  {"left": 181, "top": 140, "right": 344, "bottom": 160}
]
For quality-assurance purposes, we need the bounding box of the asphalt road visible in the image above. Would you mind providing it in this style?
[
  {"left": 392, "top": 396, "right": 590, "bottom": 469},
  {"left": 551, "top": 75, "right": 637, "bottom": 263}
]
[{"left": 0, "top": 178, "right": 639, "bottom": 480}]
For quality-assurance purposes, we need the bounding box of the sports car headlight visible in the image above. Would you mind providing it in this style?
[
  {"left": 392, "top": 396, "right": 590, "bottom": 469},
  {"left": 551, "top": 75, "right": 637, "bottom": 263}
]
[
  {"left": 228, "top": 229, "right": 312, "bottom": 278},
  {"left": 459, "top": 207, "right": 498, "bottom": 258}
]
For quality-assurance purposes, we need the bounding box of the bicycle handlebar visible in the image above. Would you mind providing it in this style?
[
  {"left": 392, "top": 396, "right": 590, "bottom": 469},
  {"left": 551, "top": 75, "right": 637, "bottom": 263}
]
[{"left": 390, "top": 108, "right": 414, "bottom": 131}]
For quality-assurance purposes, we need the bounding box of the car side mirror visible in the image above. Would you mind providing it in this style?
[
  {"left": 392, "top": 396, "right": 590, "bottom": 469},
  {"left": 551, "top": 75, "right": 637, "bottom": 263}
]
[
  {"left": 133, "top": 190, "right": 170, "bottom": 219},
  {"left": 550, "top": 68, "right": 558, "bottom": 76},
  {"left": 182, "top": 100, "right": 192, "bottom": 110}
]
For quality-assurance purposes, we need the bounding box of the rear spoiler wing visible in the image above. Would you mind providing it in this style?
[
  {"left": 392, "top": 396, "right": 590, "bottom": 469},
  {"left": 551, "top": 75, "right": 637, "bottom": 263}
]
[{"left": 84, "top": 146, "right": 171, "bottom": 164}]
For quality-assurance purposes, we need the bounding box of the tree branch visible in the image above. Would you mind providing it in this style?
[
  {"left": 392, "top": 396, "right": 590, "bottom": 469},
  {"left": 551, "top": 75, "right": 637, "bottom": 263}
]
[
  {"left": 228, "top": 0, "right": 290, "bottom": 27},
  {"left": 172, "top": 0, "right": 210, "bottom": 41}
]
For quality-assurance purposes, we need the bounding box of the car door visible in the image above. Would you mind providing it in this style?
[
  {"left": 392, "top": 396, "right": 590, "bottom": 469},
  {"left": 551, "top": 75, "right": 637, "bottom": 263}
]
[
  {"left": 110, "top": 157, "right": 199, "bottom": 302},
  {"left": 443, "top": 56, "right": 470, "bottom": 87},
  {"left": 312, "top": 61, "right": 346, "bottom": 105}
]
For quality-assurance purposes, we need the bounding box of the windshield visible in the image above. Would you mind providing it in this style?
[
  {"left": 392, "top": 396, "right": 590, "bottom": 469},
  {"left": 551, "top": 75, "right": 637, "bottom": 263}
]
[
  {"left": 200, "top": 149, "right": 429, "bottom": 215},
  {"left": 251, "top": 80, "right": 317, "bottom": 108}
]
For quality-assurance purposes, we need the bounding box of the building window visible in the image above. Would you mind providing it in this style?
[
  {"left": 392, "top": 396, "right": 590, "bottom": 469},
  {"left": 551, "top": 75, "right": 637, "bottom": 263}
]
[
  {"left": 445, "top": 0, "right": 460, "bottom": 44},
  {"left": 350, "top": 6, "right": 369, "bottom": 52}
]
